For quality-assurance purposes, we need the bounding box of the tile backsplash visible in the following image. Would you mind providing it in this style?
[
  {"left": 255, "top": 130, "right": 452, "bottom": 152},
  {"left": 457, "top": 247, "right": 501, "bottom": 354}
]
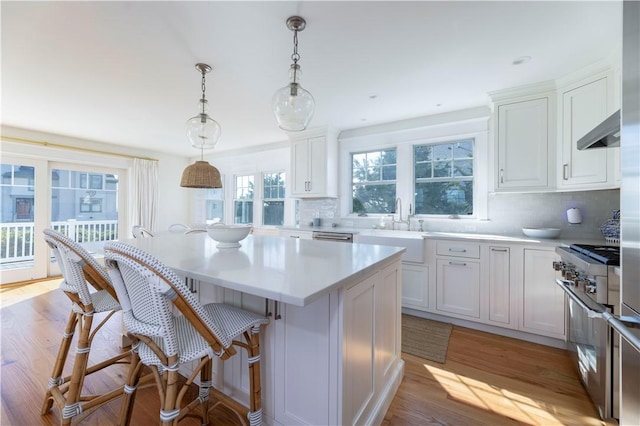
[{"left": 299, "top": 189, "right": 620, "bottom": 240}]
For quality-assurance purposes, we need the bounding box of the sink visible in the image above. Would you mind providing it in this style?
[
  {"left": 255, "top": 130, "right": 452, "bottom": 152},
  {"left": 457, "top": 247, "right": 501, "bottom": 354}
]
[{"left": 354, "top": 232, "right": 425, "bottom": 263}]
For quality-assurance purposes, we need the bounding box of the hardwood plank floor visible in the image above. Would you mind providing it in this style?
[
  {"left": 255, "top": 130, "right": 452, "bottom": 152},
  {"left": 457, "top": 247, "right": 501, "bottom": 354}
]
[{"left": 1, "top": 280, "right": 610, "bottom": 425}]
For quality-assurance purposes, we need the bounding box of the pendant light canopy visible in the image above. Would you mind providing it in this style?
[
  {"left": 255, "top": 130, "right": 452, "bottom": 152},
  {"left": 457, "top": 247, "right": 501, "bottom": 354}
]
[
  {"left": 272, "top": 16, "right": 315, "bottom": 132},
  {"left": 181, "top": 63, "right": 223, "bottom": 189}
]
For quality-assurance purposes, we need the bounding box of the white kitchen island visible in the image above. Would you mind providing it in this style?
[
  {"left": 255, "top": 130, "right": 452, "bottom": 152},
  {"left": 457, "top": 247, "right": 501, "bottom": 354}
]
[{"left": 125, "top": 232, "right": 405, "bottom": 426}]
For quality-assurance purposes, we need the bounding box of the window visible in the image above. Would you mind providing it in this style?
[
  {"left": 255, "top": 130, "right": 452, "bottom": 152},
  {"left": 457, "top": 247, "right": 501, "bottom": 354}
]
[
  {"left": 262, "top": 172, "right": 285, "bottom": 226},
  {"left": 351, "top": 149, "right": 396, "bottom": 214},
  {"left": 414, "top": 139, "right": 474, "bottom": 215},
  {"left": 204, "top": 188, "right": 224, "bottom": 223},
  {"left": 234, "top": 175, "right": 254, "bottom": 224}
]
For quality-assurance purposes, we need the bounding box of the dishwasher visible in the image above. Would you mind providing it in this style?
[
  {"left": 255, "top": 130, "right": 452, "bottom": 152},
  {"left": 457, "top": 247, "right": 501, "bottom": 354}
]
[{"left": 312, "top": 231, "right": 353, "bottom": 243}]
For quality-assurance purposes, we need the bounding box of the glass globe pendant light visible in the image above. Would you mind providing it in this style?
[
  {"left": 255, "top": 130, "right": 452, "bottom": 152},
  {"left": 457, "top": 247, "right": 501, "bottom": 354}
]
[
  {"left": 186, "top": 63, "right": 221, "bottom": 149},
  {"left": 272, "top": 16, "right": 315, "bottom": 132},
  {"left": 181, "top": 63, "right": 223, "bottom": 188}
]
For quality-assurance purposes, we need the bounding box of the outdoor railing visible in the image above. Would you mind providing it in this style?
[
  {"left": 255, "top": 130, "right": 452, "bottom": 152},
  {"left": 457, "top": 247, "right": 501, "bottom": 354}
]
[{"left": 0, "top": 220, "right": 118, "bottom": 264}]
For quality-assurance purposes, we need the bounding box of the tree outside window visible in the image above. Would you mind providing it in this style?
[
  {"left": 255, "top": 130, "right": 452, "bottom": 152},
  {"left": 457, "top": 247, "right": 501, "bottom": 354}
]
[
  {"left": 263, "top": 172, "right": 285, "bottom": 226},
  {"left": 414, "top": 139, "right": 474, "bottom": 215},
  {"left": 234, "top": 175, "right": 254, "bottom": 224},
  {"left": 351, "top": 149, "right": 397, "bottom": 214}
]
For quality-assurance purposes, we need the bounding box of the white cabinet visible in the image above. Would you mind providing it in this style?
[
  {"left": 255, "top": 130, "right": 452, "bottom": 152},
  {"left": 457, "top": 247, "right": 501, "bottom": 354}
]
[
  {"left": 289, "top": 128, "right": 338, "bottom": 198},
  {"left": 278, "top": 229, "right": 313, "bottom": 240},
  {"left": 435, "top": 241, "right": 481, "bottom": 319},
  {"left": 521, "top": 248, "right": 565, "bottom": 339},
  {"left": 495, "top": 96, "right": 554, "bottom": 191},
  {"left": 401, "top": 263, "right": 429, "bottom": 310},
  {"left": 487, "top": 246, "right": 513, "bottom": 327},
  {"left": 558, "top": 75, "right": 614, "bottom": 189},
  {"left": 194, "top": 257, "right": 403, "bottom": 426}
]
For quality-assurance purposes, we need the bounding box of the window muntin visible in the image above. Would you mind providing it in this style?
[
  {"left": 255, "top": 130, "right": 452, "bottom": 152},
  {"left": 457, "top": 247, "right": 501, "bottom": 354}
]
[
  {"left": 234, "top": 175, "right": 254, "bottom": 224},
  {"left": 414, "top": 139, "right": 474, "bottom": 215},
  {"left": 262, "top": 172, "right": 285, "bottom": 226},
  {"left": 351, "top": 149, "right": 397, "bottom": 214}
]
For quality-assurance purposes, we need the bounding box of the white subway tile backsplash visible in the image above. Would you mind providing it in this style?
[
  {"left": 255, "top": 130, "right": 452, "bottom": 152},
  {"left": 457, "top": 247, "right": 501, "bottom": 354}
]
[{"left": 299, "top": 188, "right": 620, "bottom": 240}]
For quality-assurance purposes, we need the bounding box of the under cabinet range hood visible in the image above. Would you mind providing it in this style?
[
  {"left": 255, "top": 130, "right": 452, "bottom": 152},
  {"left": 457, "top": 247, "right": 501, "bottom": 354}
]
[{"left": 577, "top": 109, "right": 621, "bottom": 150}]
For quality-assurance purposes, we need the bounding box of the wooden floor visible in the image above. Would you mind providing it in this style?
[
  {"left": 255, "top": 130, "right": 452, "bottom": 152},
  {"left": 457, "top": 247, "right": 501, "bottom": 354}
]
[{"left": 1, "top": 280, "right": 610, "bottom": 425}]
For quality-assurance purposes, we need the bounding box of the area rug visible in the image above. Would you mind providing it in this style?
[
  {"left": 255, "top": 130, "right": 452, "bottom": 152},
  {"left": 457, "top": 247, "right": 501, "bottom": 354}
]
[{"left": 401, "top": 314, "right": 453, "bottom": 363}]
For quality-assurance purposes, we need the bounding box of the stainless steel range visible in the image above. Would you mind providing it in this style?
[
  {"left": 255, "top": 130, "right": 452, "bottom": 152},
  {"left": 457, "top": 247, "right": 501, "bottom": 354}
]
[{"left": 554, "top": 244, "right": 620, "bottom": 421}]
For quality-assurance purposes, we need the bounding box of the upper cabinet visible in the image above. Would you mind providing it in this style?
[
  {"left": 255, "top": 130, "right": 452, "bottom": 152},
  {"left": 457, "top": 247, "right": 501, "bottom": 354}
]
[
  {"left": 495, "top": 96, "right": 555, "bottom": 191},
  {"left": 490, "top": 83, "right": 556, "bottom": 193},
  {"left": 289, "top": 128, "right": 339, "bottom": 198},
  {"left": 490, "top": 66, "right": 620, "bottom": 193},
  {"left": 557, "top": 72, "right": 620, "bottom": 190}
]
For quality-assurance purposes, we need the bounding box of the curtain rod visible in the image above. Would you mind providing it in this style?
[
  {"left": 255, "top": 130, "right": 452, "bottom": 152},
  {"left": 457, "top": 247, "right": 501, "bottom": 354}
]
[{"left": 2, "top": 136, "right": 159, "bottom": 162}]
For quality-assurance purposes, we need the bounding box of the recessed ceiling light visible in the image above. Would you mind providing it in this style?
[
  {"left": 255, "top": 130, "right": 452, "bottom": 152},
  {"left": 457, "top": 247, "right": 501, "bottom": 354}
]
[
  {"left": 436, "top": 103, "right": 442, "bottom": 107},
  {"left": 512, "top": 56, "right": 532, "bottom": 65},
  {"left": 369, "top": 94, "right": 378, "bottom": 100}
]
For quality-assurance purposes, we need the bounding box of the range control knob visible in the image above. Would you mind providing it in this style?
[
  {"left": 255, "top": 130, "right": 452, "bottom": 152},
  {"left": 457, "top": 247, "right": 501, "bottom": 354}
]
[{"left": 552, "top": 261, "right": 565, "bottom": 271}]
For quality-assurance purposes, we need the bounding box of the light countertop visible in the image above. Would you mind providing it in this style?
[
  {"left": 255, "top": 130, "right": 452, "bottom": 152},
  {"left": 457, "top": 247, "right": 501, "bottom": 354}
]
[{"left": 112, "top": 233, "right": 405, "bottom": 307}]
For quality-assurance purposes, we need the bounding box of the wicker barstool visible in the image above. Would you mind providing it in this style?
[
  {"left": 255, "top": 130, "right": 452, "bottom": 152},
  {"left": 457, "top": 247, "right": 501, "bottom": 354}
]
[
  {"left": 104, "top": 241, "right": 269, "bottom": 426},
  {"left": 41, "top": 229, "right": 132, "bottom": 425}
]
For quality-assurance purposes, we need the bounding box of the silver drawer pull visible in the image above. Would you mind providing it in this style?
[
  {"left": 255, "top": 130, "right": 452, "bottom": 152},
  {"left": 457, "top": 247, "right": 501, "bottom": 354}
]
[
  {"left": 491, "top": 248, "right": 508, "bottom": 252},
  {"left": 449, "top": 248, "right": 467, "bottom": 253},
  {"left": 290, "top": 235, "right": 300, "bottom": 238},
  {"left": 449, "top": 261, "right": 467, "bottom": 266}
]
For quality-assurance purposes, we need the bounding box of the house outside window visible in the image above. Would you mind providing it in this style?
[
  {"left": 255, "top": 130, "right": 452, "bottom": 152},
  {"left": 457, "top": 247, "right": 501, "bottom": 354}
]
[
  {"left": 204, "top": 188, "right": 224, "bottom": 224},
  {"left": 414, "top": 139, "right": 474, "bottom": 215},
  {"left": 351, "top": 149, "right": 397, "bottom": 214}
]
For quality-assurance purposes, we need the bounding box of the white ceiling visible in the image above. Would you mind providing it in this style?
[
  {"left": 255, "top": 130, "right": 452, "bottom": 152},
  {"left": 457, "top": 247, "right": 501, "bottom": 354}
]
[{"left": 2, "top": 1, "right": 622, "bottom": 157}]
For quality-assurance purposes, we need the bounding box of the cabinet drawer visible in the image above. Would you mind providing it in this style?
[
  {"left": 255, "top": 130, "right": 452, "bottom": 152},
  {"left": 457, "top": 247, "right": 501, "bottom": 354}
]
[{"left": 436, "top": 241, "right": 480, "bottom": 259}]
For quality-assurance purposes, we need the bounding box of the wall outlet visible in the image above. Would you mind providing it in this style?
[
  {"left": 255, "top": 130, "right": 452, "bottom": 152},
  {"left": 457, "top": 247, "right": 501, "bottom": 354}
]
[{"left": 464, "top": 225, "right": 477, "bottom": 232}]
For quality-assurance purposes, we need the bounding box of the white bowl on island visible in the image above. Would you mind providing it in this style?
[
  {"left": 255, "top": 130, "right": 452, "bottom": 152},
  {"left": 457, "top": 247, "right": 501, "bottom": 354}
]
[
  {"left": 522, "top": 227, "right": 561, "bottom": 239},
  {"left": 207, "top": 223, "right": 252, "bottom": 248}
]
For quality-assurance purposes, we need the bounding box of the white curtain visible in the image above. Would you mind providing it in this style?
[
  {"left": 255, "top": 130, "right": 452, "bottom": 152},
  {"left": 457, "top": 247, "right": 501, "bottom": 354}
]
[{"left": 130, "top": 158, "right": 159, "bottom": 232}]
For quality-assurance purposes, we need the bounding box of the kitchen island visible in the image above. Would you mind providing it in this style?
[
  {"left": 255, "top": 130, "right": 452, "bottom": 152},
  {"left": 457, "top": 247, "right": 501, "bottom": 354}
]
[{"left": 125, "top": 232, "right": 406, "bottom": 425}]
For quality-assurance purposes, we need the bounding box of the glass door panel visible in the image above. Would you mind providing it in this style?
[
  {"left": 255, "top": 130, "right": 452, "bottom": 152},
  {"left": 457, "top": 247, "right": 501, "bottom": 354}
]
[
  {"left": 1, "top": 157, "right": 48, "bottom": 283},
  {"left": 49, "top": 164, "right": 121, "bottom": 276}
]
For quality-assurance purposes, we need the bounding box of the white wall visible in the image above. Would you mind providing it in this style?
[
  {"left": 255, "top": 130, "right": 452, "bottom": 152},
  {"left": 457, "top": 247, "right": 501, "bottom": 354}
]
[{"left": 1, "top": 125, "right": 190, "bottom": 234}]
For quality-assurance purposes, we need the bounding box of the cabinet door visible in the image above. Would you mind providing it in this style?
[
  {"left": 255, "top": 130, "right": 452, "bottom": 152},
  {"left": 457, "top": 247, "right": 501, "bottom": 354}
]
[
  {"left": 307, "top": 136, "right": 327, "bottom": 196},
  {"left": 401, "top": 263, "right": 429, "bottom": 310},
  {"left": 521, "top": 249, "right": 565, "bottom": 338},
  {"left": 560, "top": 77, "right": 609, "bottom": 187},
  {"left": 436, "top": 258, "right": 480, "bottom": 318},
  {"left": 279, "top": 229, "right": 313, "bottom": 240},
  {"left": 497, "top": 98, "right": 550, "bottom": 189},
  {"left": 274, "top": 297, "right": 332, "bottom": 425},
  {"left": 488, "top": 246, "right": 511, "bottom": 325},
  {"left": 291, "top": 138, "right": 310, "bottom": 195}
]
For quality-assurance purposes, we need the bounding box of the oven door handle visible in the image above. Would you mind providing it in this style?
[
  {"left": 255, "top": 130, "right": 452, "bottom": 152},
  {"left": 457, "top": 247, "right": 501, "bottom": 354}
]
[
  {"left": 602, "top": 311, "right": 640, "bottom": 354},
  {"left": 555, "top": 279, "right": 605, "bottom": 319}
]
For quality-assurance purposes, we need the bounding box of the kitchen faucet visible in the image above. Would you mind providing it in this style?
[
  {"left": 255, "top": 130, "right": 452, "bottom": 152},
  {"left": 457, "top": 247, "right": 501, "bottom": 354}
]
[{"left": 392, "top": 197, "right": 409, "bottom": 230}]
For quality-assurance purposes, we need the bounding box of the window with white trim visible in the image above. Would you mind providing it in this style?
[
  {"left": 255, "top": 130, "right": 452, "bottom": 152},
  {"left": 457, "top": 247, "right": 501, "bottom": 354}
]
[
  {"left": 414, "top": 139, "right": 474, "bottom": 215},
  {"left": 351, "top": 149, "right": 397, "bottom": 214},
  {"left": 234, "top": 175, "right": 254, "bottom": 224},
  {"left": 262, "top": 172, "right": 285, "bottom": 226}
]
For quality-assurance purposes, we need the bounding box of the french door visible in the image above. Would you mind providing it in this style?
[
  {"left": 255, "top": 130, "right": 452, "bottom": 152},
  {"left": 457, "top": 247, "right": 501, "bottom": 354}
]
[{"left": 1, "top": 155, "right": 126, "bottom": 284}]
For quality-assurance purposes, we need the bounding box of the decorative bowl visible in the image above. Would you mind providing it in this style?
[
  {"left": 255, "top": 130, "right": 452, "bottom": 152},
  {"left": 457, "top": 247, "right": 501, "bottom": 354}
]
[
  {"left": 206, "top": 224, "right": 252, "bottom": 248},
  {"left": 522, "top": 227, "right": 561, "bottom": 239}
]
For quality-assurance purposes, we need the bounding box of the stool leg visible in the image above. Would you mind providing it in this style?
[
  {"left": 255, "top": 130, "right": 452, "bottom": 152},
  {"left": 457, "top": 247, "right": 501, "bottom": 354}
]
[
  {"left": 61, "top": 311, "right": 94, "bottom": 425},
  {"left": 117, "top": 349, "right": 144, "bottom": 426},
  {"left": 41, "top": 309, "right": 78, "bottom": 415},
  {"left": 160, "top": 355, "right": 180, "bottom": 426},
  {"left": 199, "top": 358, "right": 212, "bottom": 425},
  {"left": 246, "top": 327, "right": 263, "bottom": 426}
]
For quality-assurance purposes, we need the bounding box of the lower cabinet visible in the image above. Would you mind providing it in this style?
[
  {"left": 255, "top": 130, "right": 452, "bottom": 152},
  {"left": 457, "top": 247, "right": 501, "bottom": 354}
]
[
  {"left": 435, "top": 258, "right": 480, "bottom": 318},
  {"left": 401, "top": 262, "right": 429, "bottom": 309},
  {"left": 487, "top": 246, "right": 512, "bottom": 326},
  {"left": 420, "top": 239, "right": 565, "bottom": 342},
  {"left": 520, "top": 248, "right": 565, "bottom": 339}
]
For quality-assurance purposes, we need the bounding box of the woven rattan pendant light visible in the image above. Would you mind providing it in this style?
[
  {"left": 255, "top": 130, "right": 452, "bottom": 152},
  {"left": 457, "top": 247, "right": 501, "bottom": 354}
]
[{"left": 181, "top": 63, "right": 222, "bottom": 188}]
